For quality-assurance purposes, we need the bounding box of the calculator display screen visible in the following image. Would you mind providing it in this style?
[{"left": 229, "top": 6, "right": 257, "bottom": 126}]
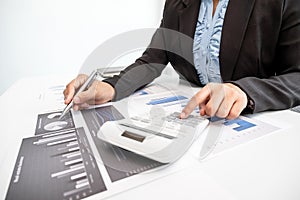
[{"left": 121, "top": 131, "right": 145, "bottom": 142}]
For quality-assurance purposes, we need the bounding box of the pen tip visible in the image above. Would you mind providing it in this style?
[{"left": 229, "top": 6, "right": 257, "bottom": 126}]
[{"left": 58, "top": 114, "right": 64, "bottom": 120}]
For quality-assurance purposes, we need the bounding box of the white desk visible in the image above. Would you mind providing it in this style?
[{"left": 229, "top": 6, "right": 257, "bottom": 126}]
[{"left": 1, "top": 75, "right": 300, "bottom": 200}]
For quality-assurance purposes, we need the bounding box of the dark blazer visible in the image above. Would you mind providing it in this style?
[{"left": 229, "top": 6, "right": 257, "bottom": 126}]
[{"left": 104, "top": 0, "right": 300, "bottom": 113}]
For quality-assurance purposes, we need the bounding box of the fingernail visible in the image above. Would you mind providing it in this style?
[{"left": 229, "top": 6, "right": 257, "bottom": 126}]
[
  {"left": 73, "top": 105, "right": 78, "bottom": 111},
  {"left": 73, "top": 96, "right": 80, "bottom": 104},
  {"left": 180, "top": 112, "right": 186, "bottom": 119}
]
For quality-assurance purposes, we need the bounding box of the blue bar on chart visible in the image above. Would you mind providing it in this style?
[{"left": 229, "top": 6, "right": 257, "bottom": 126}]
[
  {"left": 147, "top": 95, "right": 187, "bottom": 105},
  {"left": 224, "top": 118, "right": 256, "bottom": 132}
]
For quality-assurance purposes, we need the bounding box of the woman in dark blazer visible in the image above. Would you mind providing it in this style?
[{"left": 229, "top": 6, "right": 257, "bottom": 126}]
[{"left": 64, "top": 0, "right": 300, "bottom": 119}]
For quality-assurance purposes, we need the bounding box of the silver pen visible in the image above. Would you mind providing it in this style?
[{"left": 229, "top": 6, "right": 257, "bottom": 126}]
[{"left": 59, "top": 70, "right": 99, "bottom": 120}]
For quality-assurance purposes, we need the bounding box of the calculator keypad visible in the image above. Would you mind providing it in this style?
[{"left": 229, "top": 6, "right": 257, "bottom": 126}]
[{"left": 129, "top": 112, "right": 206, "bottom": 138}]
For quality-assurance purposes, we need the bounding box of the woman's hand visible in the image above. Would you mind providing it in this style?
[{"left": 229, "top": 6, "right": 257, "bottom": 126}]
[
  {"left": 180, "top": 83, "right": 247, "bottom": 120},
  {"left": 63, "top": 74, "right": 115, "bottom": 110}
]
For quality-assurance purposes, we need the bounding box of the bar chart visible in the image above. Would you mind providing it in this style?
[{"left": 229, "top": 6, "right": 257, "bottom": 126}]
[
  {"left": 6, "top": 127, "right": 106, "bottom": 200},
  {"left": 146, "top": 95, "right": 187, "bottom": 105},
  {"left": 210, "top": 116, "right": 280, "bottom": 154}
]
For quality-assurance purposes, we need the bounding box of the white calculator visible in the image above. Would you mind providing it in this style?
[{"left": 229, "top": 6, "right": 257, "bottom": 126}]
[{"left": 98, "top": 112, "right": 209, "bottom": 163}]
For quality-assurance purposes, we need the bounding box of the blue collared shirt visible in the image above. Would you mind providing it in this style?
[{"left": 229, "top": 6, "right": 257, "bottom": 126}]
[{"left": 193, "top": 0, "right": 230, "bottom": 85}]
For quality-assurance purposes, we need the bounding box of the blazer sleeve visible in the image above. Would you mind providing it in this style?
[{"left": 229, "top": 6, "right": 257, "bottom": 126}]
[
  {"left": 103, "top": 4, "right": 171, "bottom": 101},
  {"left": 232, "top": 0, "right": 300, "bottom": 113}
]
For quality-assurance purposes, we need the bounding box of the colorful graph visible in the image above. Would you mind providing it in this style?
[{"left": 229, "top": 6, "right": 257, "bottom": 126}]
[{"left": 224, "top": 118, "right": 256, "bottom": 132}]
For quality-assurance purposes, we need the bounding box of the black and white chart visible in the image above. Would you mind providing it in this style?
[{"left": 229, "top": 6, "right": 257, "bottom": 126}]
[
  {"left": 5, "top": 127, "right": 106, "bottom": 200},
  {"left": 35, "top": 111, "right": 75, "bottom": 135}
]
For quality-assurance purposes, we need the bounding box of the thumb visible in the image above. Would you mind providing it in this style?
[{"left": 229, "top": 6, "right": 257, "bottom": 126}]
[{"left": 74, "top": 87, "right": 96, "bottom": 105}]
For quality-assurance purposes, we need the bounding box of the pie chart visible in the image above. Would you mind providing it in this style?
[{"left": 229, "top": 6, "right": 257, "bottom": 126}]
[
  {"left": 44, "top": 121, "right": 68, "bottom": 131},
  {"left": 47, "top": 112, "right": 62, "bottom": 119}
]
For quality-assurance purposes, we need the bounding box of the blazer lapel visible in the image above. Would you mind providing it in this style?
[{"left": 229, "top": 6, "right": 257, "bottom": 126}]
[
  {"left": 220, "top": 0, "right": 256, "bottom": 80},
  {"left": 179, "top": 0, "right": 201, "bottom": 38},
  {"left": 176, "top": 0, "right": 202, "bottom": 85}
]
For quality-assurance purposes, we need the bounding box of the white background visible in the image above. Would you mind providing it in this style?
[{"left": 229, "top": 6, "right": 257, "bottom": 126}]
[{"left": 0, "top": 0, "right": 165, "bottom": 95}]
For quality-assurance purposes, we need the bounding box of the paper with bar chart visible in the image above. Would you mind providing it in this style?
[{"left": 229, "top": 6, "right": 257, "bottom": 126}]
[
  {"left": 189, "top": 115, "right": 282, "bottom": 160},
  {"left": 212, "top": 115, "right": 281, "bottom": 154},
  {"left": 5, "top": 127, "right": 106, "bottom": 200}
]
